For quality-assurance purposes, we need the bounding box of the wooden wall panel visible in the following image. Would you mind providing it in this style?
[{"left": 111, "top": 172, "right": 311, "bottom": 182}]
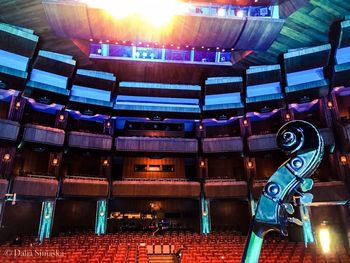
[
  {"left": 235, "top": 17, "right": 285, "bottom": 51},
  {"left": 23, "top": 124, "right": 65, "bottom": 146},
  {"left": 112, "top": 181, "right": 200, "bottom": 198},
  {"left": 12, "top": 176, "right": 58, "bottom": 197},
  {"left": 202, "top": 137, "right": 243, "bottom": 153},
  {"left": 0, "top": 119, "right": 20, "bottom": 141},
  {"left": 115, "top": 137, "right": 198, "bottom": 153},
  {"left": 122, "top": 157, "right": 185, "bottom": 179},
  {"left": 68, "top": 131, "right": 113, "bottom": 150},
  {"left": 62, "top": 178, "right": 109, "bottom": 197},
  {"left": 207, "top": 157, "right": 245, "bottom": 180},
  {"left": 205, "top": 181, "right": 248, "bottom": 198},
  {"left": 311, "top": 181, "right": 349, "bottom": 202},
  {"left": 247, "top": 133, "right": 278, "bottom": 152},
  {"left": 43, "top": 1, "right": 91, "bottom": 39}
]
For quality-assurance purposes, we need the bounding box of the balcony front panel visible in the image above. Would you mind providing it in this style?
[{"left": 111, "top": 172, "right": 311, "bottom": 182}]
[
  {"left": 0, "top": 179, "right": 8, "bottom": 199},
  {"left": 23, "top": 124, "right": 65, "bottom": 146},
  {"left": 62, "top": 177, "right": 109, "bottom": 197},
  {"left": 115, "top": 137, "right": 198, "bottom": 153},
  {"left": 112, "top": 181, "right": 200, "bottom": 198},
  {"left": 202, "top": 137, "right": 243, "bottom": 153},
  {"left": 248, "top": 133, "right": 277, "bottom": 152},
  {"left": 252, "top": 181, "right": 266, "bottom": 200},
  {"left": 68, "top": 131, "right": 112, "bottom": 150},
  {"left": 205, "top": 180, "right": 247, "bottom": 198},
  {"left": 311, "top": 181, "right": 349, "bottom": 202},
  {"left": 0, "top": 119, "right": 20, "bottom": 141},
  {"left": 12, "top": 176, "right": 58, "bottom": 197}
]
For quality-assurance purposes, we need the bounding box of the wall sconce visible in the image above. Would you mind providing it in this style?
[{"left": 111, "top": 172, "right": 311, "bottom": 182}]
[
  {"left": 340, "top": 155, "right": 347, "bottom": 165},
  {"left": 327, "top": 101, "right": 333, "bottom": 109},
  {"left": 58, "top": 114, "right": 65, "bottom": 121},
  {"left": 102, "top": 159, "right": 109, "bottom": 167},
  {"left": 51, "top": 158, "right": 59, "bottom": 166},
  {"left": 199, "top": 124, "right": 203, "bottom": 130},
  {"left": 2, "top": 153, "right": 11, "bottom": 161},
  {"left": 247, "top": 161, "right": 254, "bottom": 169},
  {"left": 243, "top": 118, "right": 249, "bottom": 126},
  {"left": 106, "top": 121, "right": 111, "bottom": 128},
  {"left": 15, "top": 101, "right": 21, "bottom": 109},
  {"left": 285, "top": 113, "right": 291, "bottom": 121},
  {"left": 200, "top": 160, "right": 205, "bottom": 168}
]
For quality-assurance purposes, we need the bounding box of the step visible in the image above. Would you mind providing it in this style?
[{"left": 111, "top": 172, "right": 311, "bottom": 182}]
[{"left": 148, "top": 254, "right": 175, "bottom": 263}]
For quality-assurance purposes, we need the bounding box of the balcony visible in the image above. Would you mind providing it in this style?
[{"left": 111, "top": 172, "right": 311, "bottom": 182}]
[
  {"left": 12, "top": 175, "right": 58, "bottom": 197},
  {"left": 248, "top": 133, "right": 277, "bottom": 152},
  {"left": 62, "top": 176, "right": 109, "bottom": 197},
  {"left": 318, "top": 128, "right": 335, "bottom": 146},
  {"left": 68, "top": 131, "right": 113, "bottom": 150},
  {"left": 205, "top": 180, "right": 247, "bottom": 198},
  {"left": 0, "top": 179, "right": 8, "bottom": 198},
  {"left": 115, "top": 137, "right": 198, "bottom": 153},
  {"left": 23, "top": 124, "right": 65, "bottom": 146},
  {"left": 0, "top": 119, "right": 20, "bottom": 141},
  {"left": 112, "top": 180, "right": 200, "bottom": 198},
  {"left": 311, "top": 181, "right": 349, "bottom": 202},
  {"left": 202, "top": 137, "right": 243, "bottom": 153}
]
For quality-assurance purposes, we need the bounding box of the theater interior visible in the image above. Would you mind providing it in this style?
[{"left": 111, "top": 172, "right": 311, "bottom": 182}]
[{"left": 0, "top": 0, "right": 350, "bottom": 262}]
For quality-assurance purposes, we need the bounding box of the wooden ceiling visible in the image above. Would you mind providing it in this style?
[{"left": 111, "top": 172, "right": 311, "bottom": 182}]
[{"left": 0, "top": 0, "right": 350, "bottom": 84}]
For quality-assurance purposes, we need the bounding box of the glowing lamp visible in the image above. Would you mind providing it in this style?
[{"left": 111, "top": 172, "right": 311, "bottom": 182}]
[
  {"left": 243, "top": 119, "right": 249, "bottom": 126},
  {"left": 100, "top": 212, "right": 105, "bottom": 217},
  {"left": 45, "top": 214, "right": 50, "bottom": 219},
  {"left": 3, "top": 153, "right": 11, "bottom": 161},
  {"left": 202, "top": 210, "right": 208, "bottom": 216},
  {"left": 218, "top": 8, "right": 225, "bottom": 17},
  {"left": 200, "top": 160, "right": 205, "bottom": 168},
  {"left": 52, "top": 158, "right": 59, "bottom": 166},
  {"left": 15, "top": 101, "right": 21, "bottom": 109},
  {"left": 285, "top": 113, "right": 291, "bottom": 121},
  {"left": 59, "top": 114, "right": 65, "bottom": 121},
  {"left": 327, "top": 101, "right": 333, "bottom": 109},
  {"left": 319, "top": 223, "right": 330, "bottom": 254},
  {"left": 237, "top": 10, "right": 244, "bottom": 17},
  {"left": 199, "top": 124, "right": 203, "bottom": 130},
  {"left": 247, "top": 161, "right": 254, "bottom": 169},
  {"left": 106, "top": 121, "right": 111, "bottom": 128},
  {"left": 103, "top": 159, "right": 109, "bottom": 167},
  {"left": 340, "top": 155, "right": 347, "bottom": 165}
]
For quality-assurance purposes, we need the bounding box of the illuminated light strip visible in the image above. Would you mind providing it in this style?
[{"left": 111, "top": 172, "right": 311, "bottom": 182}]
[
  {"left": 38, "top": 201, "right": 55, "bottom": 242},
  {"left": 95, "top": 200, "right": 107, "bottom": 235},
  {"left": 81, "top": 0, "right": 190, "bottom": 27}
]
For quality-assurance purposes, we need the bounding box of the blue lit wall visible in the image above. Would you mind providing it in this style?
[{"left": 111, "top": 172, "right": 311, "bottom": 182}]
[
  {"left": 38, "top": 201, "right": 55, "bottom": 242},
  {"left": 95, "top": 200, "right": 107, "bottom": 235},
  {"left": 201, "top": 197, "right": 211, "bottom": 235}
]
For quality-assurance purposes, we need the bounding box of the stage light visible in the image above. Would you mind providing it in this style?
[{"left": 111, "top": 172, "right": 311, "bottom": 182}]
[
  {"left": 247, "top": 161, "right": 254, "bottom": 169},
  {"left": 327, "top": 101, "right": 333, "bottom": 109},
  {"left": 218, "top": 8, "right": 225, "bottom": 17},
  {"left": 319, "top": 223, "right": 330, "bottom": 254},
  {"left": 237, "top": 10, "right": 244, "bottom": 17},
  {"left": 52, "top": 158, "right": 59, "bottom": 166},
  {"left": 243, "top": 119, "right": 249, "bottom": 126},
  {"left": 3, "top": 153, "right": 11, "bottom": 162},
  {"left": 103, "top": 159, "right": 109, "bottom": 167},
  {"left": 340, "top": 155, "right": 347, "bottom": 165}
]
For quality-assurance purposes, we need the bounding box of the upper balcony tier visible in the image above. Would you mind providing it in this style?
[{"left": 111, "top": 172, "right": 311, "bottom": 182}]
[
  {"left": 43, "top": 1, "right": 284, "bottom": 51},
  {"left": 115, "top": 137, "right": 198, "bottom": 153}
]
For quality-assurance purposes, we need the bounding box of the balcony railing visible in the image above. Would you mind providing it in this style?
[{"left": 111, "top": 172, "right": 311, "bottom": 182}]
[{"left": 23, "top": 124, "right": 65, "bottom": 146}]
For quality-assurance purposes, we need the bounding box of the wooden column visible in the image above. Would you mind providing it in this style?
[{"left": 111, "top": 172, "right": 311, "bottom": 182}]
[
  {"left": 0, "top": 147, "right": 16, "bottom": 179},
  {"left": 55, "top": 111, "right": 68, "bottom": 130},
  {"left": 48, "top": 152, "right": 63, "bottom": 177},
  {"left": 7, "top": 96, "right": 26, "bottom": 122}
]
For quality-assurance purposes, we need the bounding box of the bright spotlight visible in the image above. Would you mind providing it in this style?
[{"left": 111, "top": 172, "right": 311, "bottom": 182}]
[
  {"left": 319, "top": 224, "right": 330, "bottom": 254},
  {"left": 82, "top": 0, "right": 189, "bottom": 27},
  {"left": 218, "top": 8, "right": 225, "bottom": 17},
  {"left": 236, "top": 10, "right": 244, "bottom": 17}
]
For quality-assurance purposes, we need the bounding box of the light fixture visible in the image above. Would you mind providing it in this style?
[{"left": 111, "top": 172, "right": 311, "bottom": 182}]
[
  {"left": 103, "top": 159, "right": 109, "bottom": 167},
  {"left": 3, "top": 153, "right": 11, "bottom": 161},
  {"left": 106, "top": 121, "right": 111, "bottom": 128},
  {"left": 340, "top": 155, "right": 347, "bottom": 165},
  {"left": 202, "top": 210, "right": 208, "bottom": 216},
  {"left": 89, "top": 38, "right": 93, "bottom": 42},
  {"left": 236, "top": 10, "right": 244, "bottom": 17},
  {"left": 319, "top": 222, "right": 330, "bottom": 254},
  {"left": 200, "top": 160, "right": 205, "bottom": 168},
  {"left": 59, "top": 114, "right": 65, "bottom": 121},
  {"left": 106, "top": 40, "right": 110, "bottom": 43},
  {"left": 217, "top": 8, "right": 225, "bottom": 17},
  {"left": 243, "top": 118, "right": 249, "bottom": 126},
  {"left": 52, "top": 158, "right": 59, "bottom": 166},
  {"left": 247, "top": 161, "right": 254, "bottom": 169},
  {"left": 199, "top": 124, "right": 203, "bottom": 130},
  {"left": 15, "top": 101, "right": 21, "bottom": 109},
  {"left": 327, "top": 101, "right": 333, "bottom": 109},
  {"left": 285, "top": 113, "right": 291, "bottom": 121}
]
